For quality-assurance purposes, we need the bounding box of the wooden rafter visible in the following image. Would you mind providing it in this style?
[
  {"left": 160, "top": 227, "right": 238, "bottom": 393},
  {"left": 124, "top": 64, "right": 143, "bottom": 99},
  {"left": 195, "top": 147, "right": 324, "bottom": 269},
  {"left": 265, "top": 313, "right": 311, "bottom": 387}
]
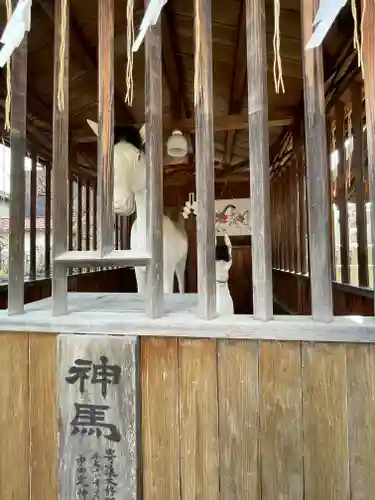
[{"left": 37, "top": 0, "right": 135, "bottom": 125}]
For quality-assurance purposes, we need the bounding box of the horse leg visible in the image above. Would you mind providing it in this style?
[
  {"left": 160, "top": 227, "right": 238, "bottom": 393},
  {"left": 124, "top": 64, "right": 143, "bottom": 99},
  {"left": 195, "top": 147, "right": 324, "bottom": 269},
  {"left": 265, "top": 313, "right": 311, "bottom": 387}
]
[
  {"left": 135, "top": 267, "right": 147, "bottom": 294},
  {"left": 175, "top": 253, "right": 187, "bottom": 293},
  {"left": 163, "top": 266, "right": 175, "bottom": 294}
]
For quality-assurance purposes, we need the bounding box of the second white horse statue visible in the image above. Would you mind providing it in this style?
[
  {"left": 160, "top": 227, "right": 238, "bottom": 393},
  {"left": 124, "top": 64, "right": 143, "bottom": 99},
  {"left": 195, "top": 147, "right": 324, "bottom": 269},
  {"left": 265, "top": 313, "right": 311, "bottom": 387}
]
[
  {"left": 87, "top": 119, "right": 188, "bottom": 294},
  {"left": 215, "top": 234, "right": 234, "bottom": 315}
]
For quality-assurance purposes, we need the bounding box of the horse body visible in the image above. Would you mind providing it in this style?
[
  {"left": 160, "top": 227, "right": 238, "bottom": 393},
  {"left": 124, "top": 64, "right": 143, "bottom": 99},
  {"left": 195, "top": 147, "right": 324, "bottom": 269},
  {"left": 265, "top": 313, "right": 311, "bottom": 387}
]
[{"left": 112, "top": 136, "right": 188, "bottom": 294}]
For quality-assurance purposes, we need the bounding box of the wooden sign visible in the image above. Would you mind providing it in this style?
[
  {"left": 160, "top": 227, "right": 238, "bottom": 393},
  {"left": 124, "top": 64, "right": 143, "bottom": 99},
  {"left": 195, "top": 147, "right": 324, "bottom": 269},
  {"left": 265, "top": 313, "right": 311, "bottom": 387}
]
[{"left": 58, "top": 334, "right": 137, "bottom": 500}]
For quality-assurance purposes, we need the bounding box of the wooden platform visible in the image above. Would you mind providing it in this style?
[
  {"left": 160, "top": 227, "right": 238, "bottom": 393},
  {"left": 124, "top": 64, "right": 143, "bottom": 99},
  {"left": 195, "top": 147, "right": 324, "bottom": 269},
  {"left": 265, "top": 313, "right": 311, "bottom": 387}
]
[{"left": 1, "top": 292, "right": 375, "bottom": 341}]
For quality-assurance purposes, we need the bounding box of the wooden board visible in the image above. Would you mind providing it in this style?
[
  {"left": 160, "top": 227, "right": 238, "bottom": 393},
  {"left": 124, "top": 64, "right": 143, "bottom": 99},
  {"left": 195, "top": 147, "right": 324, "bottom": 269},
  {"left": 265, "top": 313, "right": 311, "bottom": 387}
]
[
  {"left": 179, "top": 339, "right": 219, "bottom": 500},
  {"left": 141, "top": 337, "right": 180, "bottom": 500},
  {"left": 217, "top": 339, "right": 260, "bottom": 499},
  {"left": 0, "top": 333, "right": 29, "bottom": 499},
  {"left": 58, "top": 334, "right": 137, "bottom": 500},
  {"left": 30, "top": 333, "right": 58, "bottom": 500},
  {"left": 259, "top": 341, "right": 303, "bottom": 500},
  {"left": 347, "top": 344, "right": 375, "bottom": 499},
  {"left": 302, "top": 343, "right": 350, "bottom": 500}
]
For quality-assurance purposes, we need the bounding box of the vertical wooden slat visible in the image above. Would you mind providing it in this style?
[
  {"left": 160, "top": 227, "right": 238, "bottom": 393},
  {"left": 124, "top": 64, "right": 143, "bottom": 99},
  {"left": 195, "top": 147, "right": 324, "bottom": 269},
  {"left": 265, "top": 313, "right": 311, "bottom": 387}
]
[
  {"left": 362, "top": 0, "right": 375, "bottom": 301},
  {"left": 93, "top": 180, "right": 98, "bottom": 251},
  {"left": 336, "top": 101, "right": 349, "bottom": 284},
  {"left": 194, "top": 0, "right": 216, "bottom": 319},
  {"left": 30, "top": 333, "right": 58, "bottom": 500},
  {"left": 30, "top": 154, "right": 37, "bottom": 281},
  {"left": 85, "top": 181, "right": 91, "bottom": 251},
  {"left": 44, "top": 164, "right": 51, "bottom": 278},
  {"left": 296, "top": 130, "right": 308, "bottom": 275},
  {"left": 301, "top": 0, "right": 333, "bottom": 321},
  {"left": 327, "top": 119, "right": 336, "bottom": 280},
  {"left": 115, "top": 214, "right": 120, "bottom": 249},
  {"left": 97, "top": 0, "right": 114, "bottom": 255},
  {"left": 351, "top": 83, "right": 368, "bottom": 286},
  {"left": 346, "top": 345, "right": 375, "bottom": 500},
  {"left": 218, "top": 340, "right": 260, "bottom": 500},
  {"left": 8, "top": 9, "right": 27, "bottom": 314},
  {"left": 302, "top": 344, "right": 350, "bottom": 499},
  {"left": 0, "top": 333, "right": 29, "bottom": 497},
  {"left": 291, "top": 159, "right": 299, "bottom": 272},
  {"left": 246, "top": 0, "right": 273, "bottom": 320},
  {"left": 276, "top": 178, "right": 282, "bottom": 269},
  {"left": 179, "top": 339, "right": 219, "bottom": 500},
  {"left": 59, "top": 334, "right": 137, "bottom": 500},
  {"left": 77, "top": 179, "right": 83, "bottom": 251},
  {"left": 68, "top": 174, "right": 74, "bottom": 253},
  {"left": 284, "top": 170, "right": 291, "bottom": 271},
  {"left": 141, "top": 338, "right": 180, "bottom": 500},
  {"left": 270, "top": 185, "right": 275, "bottom": 267},
  {"left": 52, "top": 0, "right": 69, "bottom": 314},
  {"left": 145, "top": 1, "right": 164, "bottom": 316},
  {"left": 259, "top": 341, "right": 303, "bottom": 500},
  {"left": 280, "top": 173, "right": 286, "bottom": 269}
]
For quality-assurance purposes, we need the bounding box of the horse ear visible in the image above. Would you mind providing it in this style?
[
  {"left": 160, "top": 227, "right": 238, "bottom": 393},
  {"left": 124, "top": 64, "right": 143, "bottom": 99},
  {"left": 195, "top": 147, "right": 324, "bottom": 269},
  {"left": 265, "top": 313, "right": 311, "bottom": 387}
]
[
  {"left": 139, "top": 124, "right": 146, "bottom": 144},
  {"left": 87, "top": 119, "right": 99, "bottom": 137}
]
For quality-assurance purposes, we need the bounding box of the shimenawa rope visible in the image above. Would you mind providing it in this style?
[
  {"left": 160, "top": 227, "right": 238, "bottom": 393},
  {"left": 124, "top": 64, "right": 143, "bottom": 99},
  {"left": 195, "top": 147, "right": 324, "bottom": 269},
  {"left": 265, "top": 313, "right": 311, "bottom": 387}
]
[
  {"left": 57, "top": 0, "right": 68, "bottom": 112},
  {"left": 125, "top": 0, "right": 135, "bottom": 106},
  {"left": 4, "top": 0, "right": 12, "bottom": 132},
  {"left": 273, "top": 0, "right": 285, "bottom": 94}
]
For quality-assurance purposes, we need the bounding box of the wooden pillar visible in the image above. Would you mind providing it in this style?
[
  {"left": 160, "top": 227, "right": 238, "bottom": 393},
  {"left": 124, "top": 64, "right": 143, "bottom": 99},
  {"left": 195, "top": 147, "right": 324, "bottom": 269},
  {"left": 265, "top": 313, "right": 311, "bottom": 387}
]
[
  {"left": 8, "top": 4, "right": 27, "bottom": 314},
  {"left": 362, "top": 0, "right": 375, "bottom": 301},
  {"left": 52, "top": 0, "right": 69, "bottom": 314},
  {"left": 97, "top": 0, "right": 114, "bottom": 255},
  {"left": 336, "top": 101, "right": 349, "bottom": 284},
  {"left": 194, "top": 0, "right": 216, "bottom": 318},
  {"left": 301, "top": 0, "right": 333, "bottom": 321},
  {"left": 246, "top": 0, "right": 273, "bottom": 320},
  {"left": 68, "top": 174, "right": 74, "bottom": 251},
  {"left": 351, "top": 82, "right": 368, "bottom": 287},
  {"left": 29, "top": 154, "right": 37, "bottom": 281},
  {"left": 77, "top": 179, "right": 83, "bottom": 252},
  {"left": 145, "top": 0, "right": 164, "bottom": 317},
  {"left": 45, "top": 164, "right": 51, "bottom": 278}
]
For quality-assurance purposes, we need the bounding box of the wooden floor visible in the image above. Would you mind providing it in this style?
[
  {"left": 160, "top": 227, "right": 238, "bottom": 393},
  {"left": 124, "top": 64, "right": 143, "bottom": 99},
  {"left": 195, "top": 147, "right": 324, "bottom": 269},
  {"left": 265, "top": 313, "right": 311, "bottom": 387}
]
[{"left": 1, "top": 292, "right": 375, "bottom": 340}]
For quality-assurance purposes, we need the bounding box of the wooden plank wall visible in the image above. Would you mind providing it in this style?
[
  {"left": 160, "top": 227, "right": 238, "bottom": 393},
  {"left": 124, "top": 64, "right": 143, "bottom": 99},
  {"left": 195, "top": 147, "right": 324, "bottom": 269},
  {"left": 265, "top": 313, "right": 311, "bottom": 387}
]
[{"left": 2, "top": 333, "right": 375, "bottom": 499}]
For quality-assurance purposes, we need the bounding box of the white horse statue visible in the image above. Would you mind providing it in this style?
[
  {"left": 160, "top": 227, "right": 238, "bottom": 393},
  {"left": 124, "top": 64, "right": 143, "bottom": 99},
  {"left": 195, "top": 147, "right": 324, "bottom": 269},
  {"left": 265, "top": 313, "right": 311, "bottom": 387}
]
[
  {"left": 87, "top": 119, "right": 188, "bottom": 294},
  {"left": 215, "top": 233, "right": 234, "bottom": 315}
]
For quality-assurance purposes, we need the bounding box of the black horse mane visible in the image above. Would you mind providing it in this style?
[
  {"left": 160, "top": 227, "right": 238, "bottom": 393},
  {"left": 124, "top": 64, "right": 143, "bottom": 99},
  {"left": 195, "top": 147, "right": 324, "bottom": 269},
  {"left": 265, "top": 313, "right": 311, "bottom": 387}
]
[
  {"left": 215, "top": 236, "right": 231, "bottom": 262},
  {"left": 114, "top": 125, "right": 144, "bottom": 152}
]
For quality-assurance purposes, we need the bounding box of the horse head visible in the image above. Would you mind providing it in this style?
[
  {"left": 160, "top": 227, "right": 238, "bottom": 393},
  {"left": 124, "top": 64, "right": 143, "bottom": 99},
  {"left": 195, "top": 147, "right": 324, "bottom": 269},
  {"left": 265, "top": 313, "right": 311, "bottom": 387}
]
[
  {"left": 86, "top": 119, "right": 146, "bottom": 216},
  {"left": 215, "top": 233, "right": 232, "bottom": 283}
]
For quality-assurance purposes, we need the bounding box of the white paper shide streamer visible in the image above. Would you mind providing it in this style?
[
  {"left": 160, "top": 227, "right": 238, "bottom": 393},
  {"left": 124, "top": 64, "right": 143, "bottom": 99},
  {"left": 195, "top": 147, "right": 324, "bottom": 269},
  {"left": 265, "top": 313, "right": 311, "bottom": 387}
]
[{"left": 0, "top": 0, "right": 32, "bottom": 68}]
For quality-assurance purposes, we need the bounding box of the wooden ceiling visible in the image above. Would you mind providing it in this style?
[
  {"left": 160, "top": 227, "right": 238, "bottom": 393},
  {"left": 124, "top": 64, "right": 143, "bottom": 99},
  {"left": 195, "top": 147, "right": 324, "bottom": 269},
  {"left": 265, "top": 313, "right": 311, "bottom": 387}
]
[{"left": 0, "top": 0, "right": 353, "bottom": 185}]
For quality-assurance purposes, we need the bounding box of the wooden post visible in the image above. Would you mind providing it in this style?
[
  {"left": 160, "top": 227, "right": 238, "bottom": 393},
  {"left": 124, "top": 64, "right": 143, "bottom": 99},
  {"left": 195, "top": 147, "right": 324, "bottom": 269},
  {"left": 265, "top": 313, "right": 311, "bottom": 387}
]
[
  {"left": 29, "top": 154, "right": 37, "bottom": 281},
  {"left": 85, "top": 181, "right": 91, "bottom": 251},
  {"left": 351, "top": 82, "right": 368, "bottom": 287},
  {"left": 362, "top": 0, "right": 375, "bottom": 302},
  {"left": 194, "top": 0, "right": 216, "bottom": 318},
  {"left": 145, "top": 0, "right": 164, "bottom": 317},
  {"left": 301, "top": 0, "right": 333, "bottom": 321},
  {"left": 8, "top": 5, "right": 27, "bottom": 315},
  {"left": 246, "top": 0, "right": 273, "bottom": 320},
  {"left": 335, "top": 101, "right": 349, "bottom": 284},
  {"left": 97, "top": 0, "right": 114, "bottom": 255},
  {"left": 93, "top": 180, "right": 98, "bottom": 251},
  {"left": 52, "top": 0, "right": 69, "bottom": 314},
  {"left": 45, "top": 164, "right": 51, "bottom": 278}
]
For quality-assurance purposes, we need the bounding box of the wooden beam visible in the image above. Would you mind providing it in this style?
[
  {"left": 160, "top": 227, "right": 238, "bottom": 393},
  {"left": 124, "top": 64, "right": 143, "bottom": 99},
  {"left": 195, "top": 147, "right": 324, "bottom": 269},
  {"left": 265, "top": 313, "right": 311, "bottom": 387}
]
[
  {"left": 194, "top": 0, "right": 216, "bottom": 319},
  {"left": 351, "top": 82, "right": 368, "bottom": 287},
  {"left": 145, "top": 0, "right": 164, "bottom": 317},
  {"left": 97, "top": 0, "right": 114, "bottom": 255},
  {"left": 246, "top": 0, "right": 273, "bottom": 320},
  {"left": 73, "top": 110, "right": 294, "bottom": 144},
  {"left": 51, "top": 0, "right": 69, "bottom": 314},
  {"left": 8, "top": 5, "right": 27, "bottom": 314},
  {"left": 301, "top": 0, "right": 333, "bottom": 322},
  {"left": 361, "top": 44, "right": 374, "bottom": 260}
]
